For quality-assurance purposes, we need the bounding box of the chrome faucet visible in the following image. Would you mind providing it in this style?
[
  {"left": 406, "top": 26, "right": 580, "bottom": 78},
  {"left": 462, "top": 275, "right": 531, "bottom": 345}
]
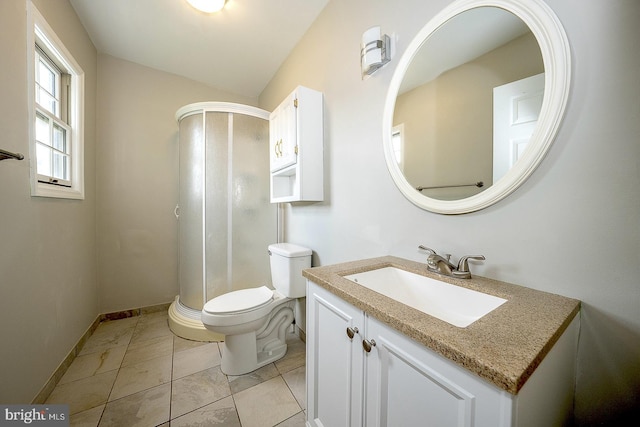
[{"left": 418, "top": 245, "right": 485, "bottom": 279}]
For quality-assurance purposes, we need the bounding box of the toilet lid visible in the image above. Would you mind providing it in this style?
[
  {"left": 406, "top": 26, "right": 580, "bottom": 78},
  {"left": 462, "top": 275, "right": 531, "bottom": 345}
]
[{"left": 203, "top": 286, "right": 274, "bottom": 314}]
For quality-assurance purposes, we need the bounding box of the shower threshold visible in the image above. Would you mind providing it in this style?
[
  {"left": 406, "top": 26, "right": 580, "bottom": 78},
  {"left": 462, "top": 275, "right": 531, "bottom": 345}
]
[{"left": 168, "top": 296, "right": 224, "bottom": 342}]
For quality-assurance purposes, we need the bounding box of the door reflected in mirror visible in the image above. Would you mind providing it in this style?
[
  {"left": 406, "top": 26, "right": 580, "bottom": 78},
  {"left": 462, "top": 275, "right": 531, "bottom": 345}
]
[{"left": 393, "top": 7, "right": 543, "bottom": 201}]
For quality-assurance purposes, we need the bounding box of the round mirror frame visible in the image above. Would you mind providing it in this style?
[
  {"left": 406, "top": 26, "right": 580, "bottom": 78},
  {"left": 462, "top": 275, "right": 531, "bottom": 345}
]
[{"left": 383, "top": 0, "right": 571, "bottom": 214}]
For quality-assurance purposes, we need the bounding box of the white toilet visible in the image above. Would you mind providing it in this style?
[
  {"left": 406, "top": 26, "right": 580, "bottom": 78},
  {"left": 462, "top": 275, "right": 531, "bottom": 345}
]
[{"left": 201, "top": 243, "right": 312, "bottom": 375}]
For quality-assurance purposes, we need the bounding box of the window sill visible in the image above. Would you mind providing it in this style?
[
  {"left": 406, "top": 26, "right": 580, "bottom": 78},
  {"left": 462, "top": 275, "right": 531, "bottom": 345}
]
[{"left": 32, "top": 181, "right": 84, "bottom": 200}]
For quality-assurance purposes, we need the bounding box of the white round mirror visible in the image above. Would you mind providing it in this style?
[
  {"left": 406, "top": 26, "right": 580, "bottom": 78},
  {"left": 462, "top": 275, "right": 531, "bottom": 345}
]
[{"left": 383, "top": 0, "right": 571, "bottom": 214}]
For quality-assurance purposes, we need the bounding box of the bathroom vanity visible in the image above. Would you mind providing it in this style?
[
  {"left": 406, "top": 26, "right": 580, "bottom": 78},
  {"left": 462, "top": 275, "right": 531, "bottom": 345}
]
[{"left": 304, "top": 256, "right": 580, "bottom": 427}]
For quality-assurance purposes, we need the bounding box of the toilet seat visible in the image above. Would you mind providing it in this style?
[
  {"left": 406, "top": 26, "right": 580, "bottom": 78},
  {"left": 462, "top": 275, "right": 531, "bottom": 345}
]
[
  {"left": 204, "top": 286, "right": 274, "bottom": 315},
  {"left": 202, "top": 286, "right": 289, "bottom": 328}
]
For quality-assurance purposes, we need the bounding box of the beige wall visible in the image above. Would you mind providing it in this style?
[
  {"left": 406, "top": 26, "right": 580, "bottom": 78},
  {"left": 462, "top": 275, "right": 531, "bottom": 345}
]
[
  {"left": 95, "top": 54, "right": 257, "bottom": 313},
  {"left": 0, "top": 0, "right": 98, "bottom": 403},
  {"left": 260, "top": 0, "right": 640, "bottom": 424}
]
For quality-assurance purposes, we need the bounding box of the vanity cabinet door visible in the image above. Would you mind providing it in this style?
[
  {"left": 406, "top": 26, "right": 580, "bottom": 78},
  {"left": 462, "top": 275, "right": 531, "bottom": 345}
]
[
  {"left": 364, "top": 316, "right": 513, "bottom": 427},
  {"left": 306, "top": 281, "right": 365, "bottom": 427}
]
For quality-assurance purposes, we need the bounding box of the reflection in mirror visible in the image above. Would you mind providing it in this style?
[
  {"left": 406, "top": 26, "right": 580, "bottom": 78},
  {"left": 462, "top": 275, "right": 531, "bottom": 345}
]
[
  {"left": 393, "top": 7, "right": 543, "bottom": 200},
  {"left": 383, "top": 0, "right": 570, "bottom": 214}
]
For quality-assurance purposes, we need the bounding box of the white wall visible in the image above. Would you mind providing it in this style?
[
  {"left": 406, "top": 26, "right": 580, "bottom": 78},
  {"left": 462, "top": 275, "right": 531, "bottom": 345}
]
[
  {"left": 0, "top": 0, "right": 98, "bottom": 403},
  {"left": 260, "top": 0, "right": 640, "bottom": 424}
]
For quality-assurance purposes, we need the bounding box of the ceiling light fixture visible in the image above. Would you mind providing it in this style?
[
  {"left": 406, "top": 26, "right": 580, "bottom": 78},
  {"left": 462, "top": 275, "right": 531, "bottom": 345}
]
[{"left": 186, "top": 0, "right": 227, "bottom": 14}]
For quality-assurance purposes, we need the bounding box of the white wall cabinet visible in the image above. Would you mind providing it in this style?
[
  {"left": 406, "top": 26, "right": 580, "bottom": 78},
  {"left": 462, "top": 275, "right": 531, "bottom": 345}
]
[
  {"left": 270, "top": 86, "right": 323, "bottom": 202},
  {"left": 306, "top": 280, "right": 579, "bottom": 427}
]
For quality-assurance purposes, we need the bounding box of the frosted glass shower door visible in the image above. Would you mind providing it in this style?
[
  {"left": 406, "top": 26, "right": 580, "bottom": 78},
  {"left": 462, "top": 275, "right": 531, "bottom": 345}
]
[
  {"left": 229, "top": 114, "right": 274, "bottom": 292},
  {"left": 178, "top": 108, "right": 275, "bottom": 312},
  {"left": 178, "top": 113, "right": 205, "bottom": 310},
  {"left": 204, "top": 112, "right": 230, "bottom": 301},
  {"left": 205, "top": 112, "right": 276, "bottom": 299}
]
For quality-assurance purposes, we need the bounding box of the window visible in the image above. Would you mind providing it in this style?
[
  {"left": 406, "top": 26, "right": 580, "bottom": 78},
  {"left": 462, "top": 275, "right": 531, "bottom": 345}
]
[
  {"left": 35, "top": 47, "right": 72, "bottom": 187},
  {"left": 391, "top": 124, "right": 404, "bottom": 172},
  {"left": 27, "top": 1, "right": 85, "bottom": 199}
]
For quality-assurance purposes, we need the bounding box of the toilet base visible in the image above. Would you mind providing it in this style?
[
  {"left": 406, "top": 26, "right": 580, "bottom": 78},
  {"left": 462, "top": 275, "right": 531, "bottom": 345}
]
[{"left": 220, "top": 304, "right": 294, "bottom": 375}]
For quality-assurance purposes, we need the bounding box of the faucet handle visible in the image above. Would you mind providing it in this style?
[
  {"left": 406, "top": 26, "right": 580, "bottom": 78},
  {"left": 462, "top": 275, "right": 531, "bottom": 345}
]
[
  {"left": 418, "top": 245, "right": 436, "bottom": 254},
  {"left": 456, "top": 255, "right": 486, "bottom": 273}
]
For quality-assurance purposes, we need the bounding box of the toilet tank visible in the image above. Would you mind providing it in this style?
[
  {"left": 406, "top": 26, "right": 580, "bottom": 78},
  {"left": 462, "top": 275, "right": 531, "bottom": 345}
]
[{"left": 268, "top": 243, "right": 312, "bottom": 298}]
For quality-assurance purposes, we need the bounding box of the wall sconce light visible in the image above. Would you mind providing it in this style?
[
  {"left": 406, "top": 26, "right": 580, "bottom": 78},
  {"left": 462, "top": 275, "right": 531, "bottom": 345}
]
[
  {"left": 186, "top": 0, "right": 227, "bottom": 13},
  {"left": 361, "top": 26, "right": 393, "bottom": 78}
]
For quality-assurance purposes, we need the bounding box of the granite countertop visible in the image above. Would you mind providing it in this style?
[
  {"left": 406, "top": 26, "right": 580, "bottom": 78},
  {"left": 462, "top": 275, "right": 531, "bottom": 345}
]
[{"left": 302, "top": 255, "right": 580, "bottom": 394}]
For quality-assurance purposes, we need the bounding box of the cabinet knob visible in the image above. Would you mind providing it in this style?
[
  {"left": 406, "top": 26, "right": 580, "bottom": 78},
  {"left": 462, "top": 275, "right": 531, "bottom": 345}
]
[
  {"left": 362, "top": 339, "right": 376, "bottom": 353},
  {"left": 346, "top": 327, "right": 359, "bottom": 340}
]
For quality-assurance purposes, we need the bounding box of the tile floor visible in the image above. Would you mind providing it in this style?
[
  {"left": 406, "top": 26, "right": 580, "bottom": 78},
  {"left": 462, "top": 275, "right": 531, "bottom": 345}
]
[{"left": 45, "top": 311, "right": 307, "bottom": 427}]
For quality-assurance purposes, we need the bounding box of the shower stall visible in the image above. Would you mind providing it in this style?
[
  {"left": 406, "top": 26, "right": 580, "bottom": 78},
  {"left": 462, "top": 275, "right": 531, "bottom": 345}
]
[{"left": 168, "top": 103, "right": 278, "bottom": 341}]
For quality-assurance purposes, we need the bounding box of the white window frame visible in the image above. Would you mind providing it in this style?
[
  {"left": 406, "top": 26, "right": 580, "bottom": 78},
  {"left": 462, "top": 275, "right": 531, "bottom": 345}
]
[
  {"left": 27, "top": 0, "right": 85, "bottom": 199},
  {"left": 392, "top": 124, "right": 405, "bottom": 172}
]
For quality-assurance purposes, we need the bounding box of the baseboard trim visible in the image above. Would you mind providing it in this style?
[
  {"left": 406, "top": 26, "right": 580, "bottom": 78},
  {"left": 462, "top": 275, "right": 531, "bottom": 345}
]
[{"left": 32, "top": 302, "right": 171, "bottom": 404}]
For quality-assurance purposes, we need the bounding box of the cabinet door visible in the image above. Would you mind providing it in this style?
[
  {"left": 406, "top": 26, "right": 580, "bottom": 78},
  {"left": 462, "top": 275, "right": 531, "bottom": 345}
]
[
  {"left": 269, "top": 93, "right": 297, "bottom": 173},
  {"left": 364, "top": 316, "right": 512, "bottom": 427},
  {"left": 307, "top": 282, "right": 364, "bottom": 427}
]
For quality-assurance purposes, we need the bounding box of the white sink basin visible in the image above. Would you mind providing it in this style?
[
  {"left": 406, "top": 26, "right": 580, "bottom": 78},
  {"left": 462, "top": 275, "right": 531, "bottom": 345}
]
[{"left": 344, "top": 266, "right": 507, "bottom": 327}]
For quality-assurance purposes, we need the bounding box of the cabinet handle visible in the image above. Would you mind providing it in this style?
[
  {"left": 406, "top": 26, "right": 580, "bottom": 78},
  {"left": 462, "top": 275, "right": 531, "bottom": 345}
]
[
  {"left": 278, "top": 139, "right": 284, "bottom": 156},
  {"left": 274, "top": 140, "right": 280, "bottom": 157},
  {"left": 346, "top": 327, "right": 359, "bottom": 340},
  {"left": 362, "top": 339, "right": 376, "bottom": 353}
]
